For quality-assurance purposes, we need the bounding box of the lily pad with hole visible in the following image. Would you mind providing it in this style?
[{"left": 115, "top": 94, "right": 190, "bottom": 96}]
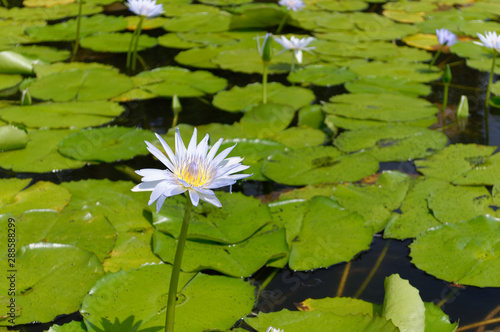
[
  {"left": 0, "top": 125, "right": 28, "bottom": 151},
  {"left": 410, "top": 214, "right": 500, "bottom": 287},
  {"left": 213, "top": 82, "right": 315, "bottom": 112},
  {"left": 138, "top": 66, "right": 227, "bottom": 97},
  {"left": 0, "top": 101, "right": 124, "bottom": 129},
  {"left": 287, "top": 65, "right": 357, "bottom": 86},
  {"left": 334, "top": 125, "right": 447, "bottom": 162},
  {"left": 261, "top": 145, "right": 379, "bottom": 186},
  {"left": 153, "top": 225, "right": 288, "bottom": 277},
  {"left": 0, "top": 129, "right": 86, "bottom": 172},
  {"left": 0, "top": 243, "right": 104, "bottom": 325},
  {"left": 29, "top": 68, "right": 134, "bottom": 102},
  {"left": 80, "top": 32, "right": 157, "bottom": 53},
  {"left": 58, "top": 126, "right": 157, "bottom": 163},
  {"left": 26, "top": 14, "right": 127, "bottom": 42}
]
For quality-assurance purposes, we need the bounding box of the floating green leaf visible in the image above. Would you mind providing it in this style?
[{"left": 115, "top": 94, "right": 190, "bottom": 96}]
[
  {"left": 287, "top": 65, "right": 357, "bottom": 86},
  {"left": 11, "top": 45, "right": 70, "bottom": 63},
  {"left": 213, "top": 82, "right": 315, "bottom": 112},
  {"left": 348, "top": 61, "right": 442, "bottom": 82},
  {"left": 0, "top": 243, "right": 103, "bottom": 325},
  {"left": 334, "top": 126, "right": 447, "bottom": 162},
  {"left": 345, "top": 76, "right": 431, "bottom": 97},
  {"left": 58, "top": 126, "right": 157, "bottom": 162},
  {"left": 0, "top": 101, "right": 124, "bottom": 129},
  {"left": 80, "top": 32, "right": 157, "bottom": 53},
  {"left": 316, "top": 0, "right": 368, "bottom": 12},
  {"left": 262, "top": 145, "right": 379, "bottom": 186},
  {"left": 0, "top": 73, "right": 22, "bottom": 92},
  {"left": 29, "top": 68, "right": 134, "bottom": 102},
  {"left": 272, "top": 126, "right": 326, "bottom": 147},
  {"left": 102, "top": 235, "right": 161, "bottom": 273},
  {"left": 163, "top": 12, "right": 231, "bottom": 32},
  {"left": 410, "top": 215, "right": 500, "bottom": 287},
  {"left": 0, "top": 3, "right": 101, "bottom": 21},
  {"left": 452, "top": 152, "right": 500, "bottom": 185},
  {"left": 47, "top": 321, "right": 87, "bottom": 332},
  {"left": 289, "top": 196, "right": 373, "bottom": 270},
  {"left": 0, "top": 125, "right": 28, "bottom": 151},
  {"left": 297, "top": 297, "right": 374, "bottom": 317}
]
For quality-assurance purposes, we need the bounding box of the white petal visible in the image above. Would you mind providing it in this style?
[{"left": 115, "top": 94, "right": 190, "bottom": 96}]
[
  {"left": 196, "top": 134, "right": 210, "bottom": 157},
  {"left": 131, "top": 180, "right": 162, "bottom": 192},
  {"left": 198, "top": 192, "right": 222, "bottom": 207},
  {"left": 295, "top": 49, "right": 303, "bottom": 63},
  {"left": 156, "top": 195, "right": 167, "bottom": 213},
  {"left": 188, "top": 189, "right": 200, "bottom": 206},
  {"left": 187, "top": 127, "right": 198, "bottom": 155},
  {"left": 211, "top": 144, "right": 236, "bottom": 166},
  {"left": 145, "top": 141, "right": 175, "bottom": 171},
  {"left": 175, "top": 128, "right": 187, "bottom": 159},
  {"left": 206, "top": 138, "right": 223, "bottom": 162},
  {"left": 136, "top": 168, "right": 171, "bottom": 182},
  {"left": 148, "top": 181, "right": 169, "bottom": 205},
  {"left": 155, "top": 133, "right": 177, "bottom": 167}
]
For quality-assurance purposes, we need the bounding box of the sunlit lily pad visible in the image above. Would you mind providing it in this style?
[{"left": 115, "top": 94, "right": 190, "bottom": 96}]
[
  {"left": 316, "top": 23, "right": 418, "bottom": 43},
  {"left": 158, "top": 32, "right": 203, "bottom": 49},
  {"left": 0, "top": 3, "right": 101, "bottom": 21},
  {"left": 163, "top": 12, "right": 231, "bottom": 32},
  {"left": 0, "top": 125, "right": 28, "bottom": 151},
  {"left": 0, "top": 101, "right": 124, "bottom": 129},
  {"left": 334, "top": 125, "right": 447, "bottom": 162},
  {"left": 174, "top": 45, "right": 224, "bottom": 69},
  {"left": 33, "top": 61, "right": 118, "bottom": 77},
  {"left": 47, "top": 321, "right": 87, "bottom": 332},
  {"left": 0, "top": 74, "right": 22, "bottom": 92},
  {"left": 345, "top": 76, "right": 431, "bottom": 97},
  {"left": 23, "top": 0, "right": 74, "bottom": 7},
  {"left": 102, "top": 235, "right": 161, "bottom": 273},
  {"left": 213, "top": 82, "right": 315, "bottom": 112},
  {"left": 138, "top": 66, "right": 227, "bottom": 97},
  {"left": 81, "top": 265, "right": 254, "bottom": 332},
  {"left": 229, "top": 4, "right": 284, "bottom": 29},
  {"left": 29, "top": 68, "right": 133, "bottom": 101},
  {"left": 410, "top": 215, "right": 500, "bottom": 287},
  {"left": 287, "top": 65, "right": 357, "bottom": 86},
  {"left": 26, "top": 14, "right": 127, "bottom": 42},
  {"left": 58, "top": 126, "right": 157, "bottom": 162},
  {"left": 383, "top": 10, "right": 424, "bottom": 23},
  {"left": 153, "top": 226, "right": 287, "bottom": 277},
  {"left": 415, "top": 143, "right": 496, "bottom": 182},
  {"left": 272, "top": 126, "right": 326, "bottom": 147},
  {"left": 261, "top": 145, "right": 379, "bottom": 186},
  {"left": 10, "top": 45, "right": 70, "bottom": 63},
  {"left": 289, "top": 196, "right": 373, "bottom": 270},
  {"left": 0, "top": 243, "right": 103, "bottom": 325},
  {"left": 453, "top": 152, "right": 500, "bottom": 185},
  {"left": 80, "top": 32, "right": 157, "bottom": 53},
  {"left": 0, "top": 129, "right": 86, "bottom": 172},
  {"left": 163, "top": 3, "right": 220, "bottom": 17},
  {"left": 348, "top": 61, "right": 441, "bottom": 83}
]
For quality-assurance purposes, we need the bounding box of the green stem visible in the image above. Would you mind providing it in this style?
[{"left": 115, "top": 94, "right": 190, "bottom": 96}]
[
  {"left": 276, "top": 12, "right": 288, "bottom": 34},
  {"left": 165, "top": 196, "right": 192, "bottom": 332},
  {"left": 70, "top": 0, "right": 84, "bottom": 62},
  {"left": 262, "top": 62, "right": 269, "bottom": 104},
  {"left": 131, "top": 16, "right": 145, "bottom": 72},
  {"left": 171, "top": 112, "right": 179, "bottom": 128},
  {"left": 485, "top": 51, "right": 496, "bottom": 144},
  {"left": 126, "top": 17, "right": 143, "bottom": 73},
  {"left": 336, "top": 261, "right": 351, "bottom": 297},
  {"left": 257, "top": 268, "right": 280, "bottom": 297},
  {"left": 1, "top": 0, "right": 8, "bottom": 8},
  {"left": 442, "top": 83, "right": 449, "bottom": 130},
  {"left": 290, "top": 53, "right": 296, "bottom": 72},
  {"left": 428, "top": 45, "right": 443, "bottom": 72},
  {"left": 353, "top": 240, "right": 391, "bottom": 299}
]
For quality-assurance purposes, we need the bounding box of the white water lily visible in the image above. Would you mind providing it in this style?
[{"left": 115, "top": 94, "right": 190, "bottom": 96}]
[
  {"left": 273, "top": 35, "right": 315, "bottom": 63},
  {"left": 132, "top": 128, "right": 251, "bottom": 212},
  {"left": 125, "top": 0, "right": 164, "bottom": 18},
  {"left": 436, "top": 28, "right": 457, "bottom": 47},
  {"left": 266, "top": 328, "right": 284, "bottom": 332},
  {"left": 474, "top": 31, "right": 500, "bottom": 52},
  {"left": 278, "top": 0, "right": 305, "bottom": 11}
]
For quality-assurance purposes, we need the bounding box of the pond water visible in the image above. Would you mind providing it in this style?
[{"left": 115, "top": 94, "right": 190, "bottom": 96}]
[{"left": 1, "top": 0, "right": 500, "bottom": 331}]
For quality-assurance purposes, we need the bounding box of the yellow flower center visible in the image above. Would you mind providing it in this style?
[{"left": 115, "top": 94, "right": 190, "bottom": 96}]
[{"left": 177, "top": 161, "right": 211, "bottom": 188}]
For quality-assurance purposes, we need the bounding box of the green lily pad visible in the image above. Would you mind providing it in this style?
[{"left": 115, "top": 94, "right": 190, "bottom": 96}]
[
  {"left": 33, "top": 61, "right": 118, "bottom": 77},
  {"left": 410, "top": 215, "right": 500, "bottom": 287},
  {"left": 0, "top": 180, "right": 71, "bottom": 217},
  {"left": 287, "top": 65, "right": 357, "bottom": 86},
  {"left": 0, "top": 101, "right": 124, "bottom": 129},
  {"left": 80, "top": 32, "right": 157, "bottom": 53},
  {"left": 242, "top": 309, "right": 398, "bottom": 331},
  {"left": 261, "top": 145, "right": 379, "bottom": 186},
  {"left": 269, "top": 199, "right": 307, "bottom": 246},
  {"left": 0, "top": 3, "right": 102, "bottom": 21},
  {"left": 0, "top": 73, "right": 22, "bottom": 92},
  {"left": 153, "top": 192, "right": 271, "bottom": 243},
  {"left": 325, "top": 114, "right": 437, "bottom": 131},
  {"left": 334, "top": 126, "right": 447, "bottom": 162},
  {"left": 348, "top": 61, "right": 442, "bottom": 83},
  {"left": 0, "top": 125, "right": 28, "bottom": 151},
  {"left": 138, "top": 66, "right": 227, "bottom": 97},
  {"left": 452, "top": 151, "right": 500, "bottom": 185},
  {"left": 324, "top": 93, "right": 438, "bottom": 123},
  {"left": 229, "top": 5, "right": 284, "bottom": 29},
  {"left": 384, "top": 177, "right": 448, "bottom": 240},
  {"left": 102, "top": 235, "right": 161, "bottom": 273},
  {"left": 332, "top": 171, "right": 411, "bottom": 232},
  {"left": 0, "top": 129, "right": 86, "bottom": 172},
  {"left": 153, "top": 226, "right": 287, "bottom": 277},
  {"left": 382, "top": 274, "right": 426, "bottom": 332},
  {"left": 297, "top": 297, "right": 374, "bottom": 317},
  {"left": 163, "top": 12, "right": 231, "bottom": 32},
  {"left": 459, "top": 21, "right": 500, "bottom": 38},
  {"left": 81, "top": 265, "right": 254, "bottom": 332},
  {"left": 289, "top": 196, "right": 373, "bottom": 270},
  {"left": 58, "top": 126, "right": 157, "bottom": 163},
  {"left": 174, "top": 46, "right": 223, "bottom": 69},
  {"left": 316, "top": 0, "right": 368, "bottom": 12},
  {"left": 415, "top": 144, "right": 497, "bottom": 182},
  {"left": 198, "top": 0, "right": 250, "bottom": 5},
  {"left": 213, "top": 82, "right": 315, "bottom": 112},
  {"left": 0, "top": 20, "right": 44, "bottom": 50},
  {"left": 10, "top": 45, "right": 70, "bottom": 63},
  {"left": 316, "top": 23, "right": 418, "bottom": 43},
  {"left": 424, "top": 302, "right": 459, "bottom": 332},
  {"left": 157, "top": 33, "right": 203, "bottom": 49},
  {"left": 163, "top": 3, "right": 220, "bottom": 17},
  {"left": 314, "top": 40, "right": 398, "bottom": 61},
  {"left": 29, "top": 68, "right": 134, "bottom": 102},
  {"left": 272, "top": 126, "right": 326, "bottom": 147},
  {"left": 345, "top": 76, "right": 431, "bottom": 97},
  {"left": 0, "top": 243, "right": 103, "bottom": 325},
  {"left": 47, "top": 321, "right": 87, "bottom": 332}
]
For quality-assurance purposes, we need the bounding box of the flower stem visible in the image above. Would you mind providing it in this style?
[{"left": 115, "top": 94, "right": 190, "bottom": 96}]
[
  {"left": 70, "top": 0, "right": 84, "bottom": 62},
  {"left": 290, "top": 53, "right": 296, "bottom": 72},
  {"left": 262, "top": 62, "right": 269, "bottom": 104},
  {"left": 165, "top": 196, "right": 192, "bottom": 332},
  {"left": 353, "top": 240, "right": 391, "bottom": 299},
  {"left": 428, "top": 45, "right": 442, "bottom": 72},
  {"left": 485, "top": 50, "right": 497, "bottom": 110},
  {"left": 336, "top": 261, "right": 351, "bottom": 297},
  {"left": 1, "top": 0, "right": 9, "bottom": 8},
  {"left": 131, "top": 16, "right": 145, "bottom": 72},
  {"left": 276, "top": 12, "right": 288, "bottom": 34},
  {"left": 442, "top": 83, "right": 449, "bottom": 130}
]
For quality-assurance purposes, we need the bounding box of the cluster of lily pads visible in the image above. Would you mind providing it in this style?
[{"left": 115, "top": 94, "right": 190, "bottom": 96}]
[{"left": 1, "top": 0, "right": 500, "bottom": 330}]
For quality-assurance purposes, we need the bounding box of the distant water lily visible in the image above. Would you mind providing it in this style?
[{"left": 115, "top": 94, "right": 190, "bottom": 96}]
[
  {"left": 273, "top": 35, "right": 315, "bottom": 71},
  {"left": 436, "top": 28, "right": 457, "bottom": 47},
  {"left": 267, "top": 328, "right": 284, "bottom": 332},
  {"left": 278, "top": 0, "right": 305, "bottom": 11},
  {"left": 132, "top": 128, "right": 250, "bottom": 212}
]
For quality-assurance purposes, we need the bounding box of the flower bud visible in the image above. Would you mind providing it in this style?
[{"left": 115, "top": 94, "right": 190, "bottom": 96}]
[{"left": 442, "top": 64, "right": 452, "bottom": 84}]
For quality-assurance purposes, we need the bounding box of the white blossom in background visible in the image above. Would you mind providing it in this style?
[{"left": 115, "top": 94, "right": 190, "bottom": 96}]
[
  {"left": 132, "top": 128, "right": 251, "bottom": 212},
  {"left": 278, "top": 0, "right": 305, "bottom": 11},
  {"left": 474, "top": 31, "right": 500, "bottom": 52},
  {"left": 273, "top": 35, "right": 315, "bottom": 63},
  {"left": 266, "top": 327, "right": 284, "bottom": 332},
  {"left": 436, "top": 28, "right": 457, "bottom": 46},
  {"left": 125, "top": 0, "right": 164, "bottom": 18}
]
